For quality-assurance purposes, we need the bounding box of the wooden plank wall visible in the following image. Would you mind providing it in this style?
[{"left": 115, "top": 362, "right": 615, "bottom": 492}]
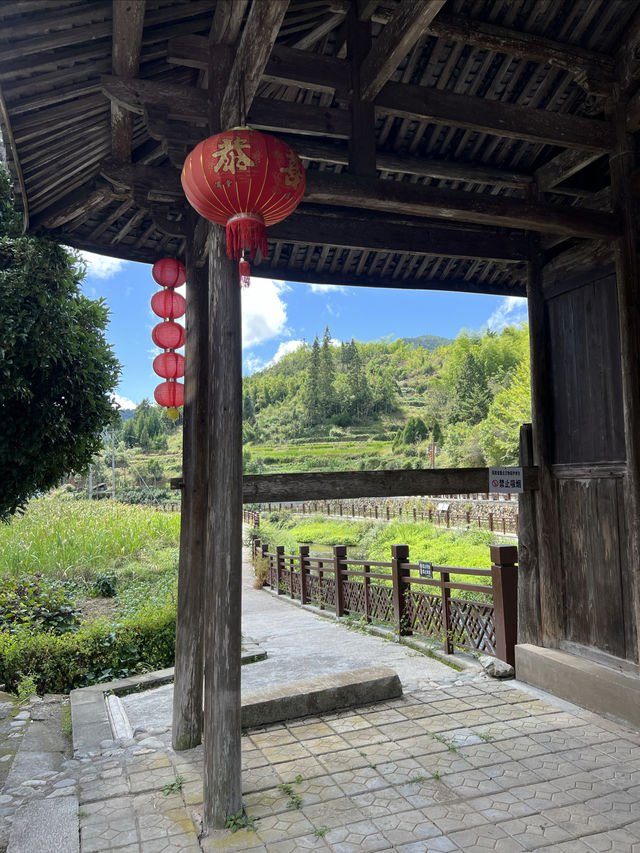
[{"left": 542, "top": 264, "right": 637, "bottom": 662}]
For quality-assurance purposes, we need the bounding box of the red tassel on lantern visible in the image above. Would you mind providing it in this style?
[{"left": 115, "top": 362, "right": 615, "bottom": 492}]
[{"left": 239, "top": 257, "right": 251, "bottom": 289}]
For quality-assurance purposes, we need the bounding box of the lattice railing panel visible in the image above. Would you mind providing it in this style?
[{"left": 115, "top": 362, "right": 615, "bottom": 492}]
[
  {"left": 343, "top": 580, "right": 365, "bottom": 614},
  {"left": 291, "top": 571, "right": 301, "bottom": 598},
  {"left": 368, "top": 585, "right": 394, "bottom": 623},
  {"left": 449, "top": 599, "right": 496, "bottom": 655},
  {"left": 306, "top": 574, "right": 335, "bottom": 610},
  {"left": 406, "top": 590, "right": 444, "bottom": 638}
]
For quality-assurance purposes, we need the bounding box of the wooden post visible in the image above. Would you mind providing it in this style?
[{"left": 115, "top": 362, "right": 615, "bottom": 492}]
[
  {"left": 441, "top": 570, "right": 453, "bottom": 654},
  {"left": 491, "top": 544, "right": 519, "bottom": 666},
  {"left": 527, "top": 231, "right": 563, "bottom": 647},
  {"left": 172, "top": 236, "right": 207, "bottom": 752},
  {"left": 334, "top": 544, "right": 347, "bottom": 616},
  {"left": 609, "top": 93, "right": 640, "bottom": 662},
  {"left": 364, "top": 562, "right": 371, "bottom": 622},
  {"left": 276, "top": 545, "right": 285, "bottom": 594},
  {"left": 489, "top": 512, "right": 494, "bottom": 532},
  {"left": 202, "top": 223, "right": 243, "bottom": 828},
  {"left": 517, "top": 424, "right": 541, "bottom": 645},
  {"left": 300, "top": 545, "right": 309, "bottom": 605},
  {"left": 391, "top": 544, "right": 411, "bottom": 635}
]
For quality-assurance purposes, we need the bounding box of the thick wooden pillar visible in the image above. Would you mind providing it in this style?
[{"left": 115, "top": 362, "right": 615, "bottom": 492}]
[
  {"left": 172, "top": 232, "right": 208, "bottom": 751},
  {"left": 527, "top": 234, "right": 563, "bottom": 647},
  {"left": 202, "top": 224, "right": 243, "bottom": 827},
  {"left": 609, "top": 93, "right": 640, "bottom": 662},
  {"left": 517, "top": 423, "right": 541, "bottom": 646}
]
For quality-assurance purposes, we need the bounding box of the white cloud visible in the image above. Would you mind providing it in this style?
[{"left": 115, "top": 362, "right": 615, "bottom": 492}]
[
  {"left": 242, "top": 278, "right": 289, "bottom": 347},
  {"left": 111, "top": 393, "right": 136, "bottom": 410},
  {"left": 307, "top": 282, "right": 346, "bottom": 294},
  {"left": 271, "top": 339, "right": 304, "bottom": 364},
  {"left": 79, "top": 250, "right": 126, "bottom": 279},
  {"left": 487, "top": 296, "right": 528, "bottom": 331}
]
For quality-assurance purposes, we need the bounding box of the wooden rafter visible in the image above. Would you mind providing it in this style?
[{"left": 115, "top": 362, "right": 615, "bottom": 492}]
[
  {"left": 111, "top": 0, "right": 145, "bottom": 162},
  {"left": 535, "top": 150, "right": 603, "bottom": 193},
  {"left": 360, "top": 0, "right": 445, "bottom": 102},
  {"left": 219, "top": 0, "right": 289, "bottom": 129}
]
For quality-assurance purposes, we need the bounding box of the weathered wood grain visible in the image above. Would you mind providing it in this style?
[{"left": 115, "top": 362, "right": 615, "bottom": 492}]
[
  {"left": 376, "top": 82, "right": 614, "bottom": 153},
  {"left": 111, "top": 0, "right": 145, "bottom": 162},
  {"left": 172, "top": 235, "right": 207, "bottom": 752},
  {"left": 361, "top": 0, "right": 445, "bottom": 101},
  {"left": 518, "top": 424, "right": 541, "bottom": 647},
  {"left": 172, "top": 467, "right": 539, "bottom": 501},
  {"left": 304, "top": 171, "right": 621, "bottom": 240}
]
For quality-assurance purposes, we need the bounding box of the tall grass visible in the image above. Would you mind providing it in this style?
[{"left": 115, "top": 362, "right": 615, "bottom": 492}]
[{"left": 0, "top": 497, "right": 180, "bottom": 581}]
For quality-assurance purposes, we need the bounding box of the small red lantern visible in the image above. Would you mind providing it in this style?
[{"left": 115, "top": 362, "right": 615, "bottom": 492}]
[
  {"left": 181, "top": 127, "right": 305, "bottom": 286},
  {"left": 152, "top": 258, "right": 186, "bottom": 288},
  {"left": 153, "top": 351, "right": 185, "bottom": 380},
  {"left": 154, "top": 381, "right": 184, "bottom": 409},
  {"left": 152, "top": 321, "right": 185, "bottom": 350},
  {"left": 151, "top": 289, "right": 186, "bottom": 320}
]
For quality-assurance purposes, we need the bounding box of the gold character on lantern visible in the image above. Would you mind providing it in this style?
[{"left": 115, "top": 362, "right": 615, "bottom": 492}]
[
  {"left": 280, "top": 150, "right": 303, "bottom": 188},
  {"left": 211, "top": 136, "right": 255, "bottom": 174}
]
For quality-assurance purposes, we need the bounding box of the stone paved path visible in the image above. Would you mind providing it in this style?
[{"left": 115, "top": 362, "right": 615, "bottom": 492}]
[{"left": 4, "top": 546, "right": 640, "bottom": 851}]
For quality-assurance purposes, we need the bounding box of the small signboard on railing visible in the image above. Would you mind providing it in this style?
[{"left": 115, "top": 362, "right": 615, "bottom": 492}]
[
  {"left": 418, "top": 561, "right": 433, "bottom": 579},
  {"left": 489, "top": 466, "right": 523, "bottom": 493}
]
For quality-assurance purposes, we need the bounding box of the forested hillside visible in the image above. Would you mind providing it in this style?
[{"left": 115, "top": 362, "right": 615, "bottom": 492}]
[
  {"left": 86, "top": 324, "right": 530, "bottom": 497},
  {"left": 242, "top": 324, "right": 530, "bottom": 472}
]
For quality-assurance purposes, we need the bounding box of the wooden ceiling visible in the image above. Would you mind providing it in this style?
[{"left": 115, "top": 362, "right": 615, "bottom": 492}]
[{"left": 0, "top": 0, "right": 637, "bottom": 297}]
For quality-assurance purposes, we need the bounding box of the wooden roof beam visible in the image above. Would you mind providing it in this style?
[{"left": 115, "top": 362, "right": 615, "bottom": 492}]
[
  {"left": 360, "top": 0, "right": 445, "bottom": 101},
  {"left": 219, "top": 0, "right": 289, "bottom": 129},
  {"left": 30, "top": 180, "right": 120, "bottom": 229},
  {"left": 111, "top": 0, "right": 145, "bottom": 162},
  {"left": 428, "top": 13, "right": 614, "bottom": 96},
  {"left": 535, "top": 150, "right": 603, "bottom": 193},
  {"left": 269, "top": 207, "right": 529, "bottom": 261},
  {"left": 375, "top": 82, "right": 614, "bottom": 153},
  {"left": 303, "top": 171, "right": 621, "bottom": 240}
]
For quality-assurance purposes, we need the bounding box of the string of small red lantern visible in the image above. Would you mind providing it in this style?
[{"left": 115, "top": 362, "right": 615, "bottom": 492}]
[{"left": 150, "top": 258, "right": 185, "bottom": 422}]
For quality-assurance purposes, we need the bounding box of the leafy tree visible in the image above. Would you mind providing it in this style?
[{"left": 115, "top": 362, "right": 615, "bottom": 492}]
[
  {"left": 450, "top": 352, "right": 491, "bottom": 425},
  {"left": 480, "top": 358, "right": 532, "bottom": 464},
  {"left": 243, "top": 390, "right": 255, "bottom": 422},
  {"left": 401, "top": 416, "right": 429, "bottom": 445},
  {"left": 0, "top": 167, "right": 120, "bottom": 521}
]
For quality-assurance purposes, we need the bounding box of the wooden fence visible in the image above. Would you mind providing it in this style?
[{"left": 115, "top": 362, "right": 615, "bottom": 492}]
[
  {"left": 252, "top": 501, "right": 519, "bottom": 535},
  {"left": 250, "top": 535, "right": 518, "bottom": 665}
]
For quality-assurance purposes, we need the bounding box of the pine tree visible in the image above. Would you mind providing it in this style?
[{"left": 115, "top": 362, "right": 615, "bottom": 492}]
[
  {"left": 304, "top": 336, "right": 321, "bottom": 423},
  {"left": 319, "top": 326, "right": 336, "bottom": 417}
]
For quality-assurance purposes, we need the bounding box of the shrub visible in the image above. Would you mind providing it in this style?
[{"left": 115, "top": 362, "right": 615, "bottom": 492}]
[
  {"left": 0, "top": 602, "right": 176, "bottom": 694},
  {"left": 0, "top": 573, "right": 80, "bottom": 634},
  {"left": 93, "top": 571, "right": 118, "bottom": 597}
]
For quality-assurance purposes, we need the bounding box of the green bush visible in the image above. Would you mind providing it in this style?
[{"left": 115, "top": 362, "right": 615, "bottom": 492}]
[
  {"left": 0, "top": 573, "right": 80, "bottom": 634},
  {"left": 0, "top": 602, "right": 176, "bottom": 694},
  {"left": 93, "top": 571, "right": 118, "bottom": 597}
]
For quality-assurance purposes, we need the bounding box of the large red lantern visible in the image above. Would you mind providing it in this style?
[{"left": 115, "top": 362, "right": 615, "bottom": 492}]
[
  {"left": 181, "top": 127, "right": 305, "bottom": 286},
  {"left": 152, "top": 258, "right": 186, "bottom": 288},
  {"left": 153, "top": 351, "right": 185, "bottom": 380},
  {"left": 152, "top": 321, "right": 185, "bottom": 350},
  {"left": 154, "top": 381, "right": 184, "bottom": 409},
  {"left": 151, "top": 289, "right": 186, "bottom": 319}
]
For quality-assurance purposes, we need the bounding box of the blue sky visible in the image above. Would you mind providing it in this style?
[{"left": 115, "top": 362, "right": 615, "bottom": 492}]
[{"left": 79, "top": 251, "right": 528, "bottom": 410}]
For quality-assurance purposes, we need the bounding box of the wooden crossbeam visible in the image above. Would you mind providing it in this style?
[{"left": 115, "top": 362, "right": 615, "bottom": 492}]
[
  {"left": 111, "top": 0, "right": 145, "bottom": 162},
  {"left": 427, "top": 13, "right": 614, "bottom": 96},
  {"left": 375, "top": 82, "right": 614, "bottom": 153},
  {"left": 360, "top": 0, "right": 445, "bottom": 101},
  {"left": 269, "top": 207, "right": 528, "bottom": 261},
  {"left": 170, "top": 468, "right": 539, "bottom": 500},
  {"left": 303, "top": 171, "right": 621, "bottom": 240},
  {"left": 535, "top": 150, "right": 603, "bottom": 193},
  {"left": 219, "top": 0, "right": 289, "bottom": 129},
  {"left": 101, "top": 73, "right": 613, "bottom": 153}
]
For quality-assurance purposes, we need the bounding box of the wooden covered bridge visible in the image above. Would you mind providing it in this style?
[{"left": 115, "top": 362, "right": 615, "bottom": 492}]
[{"left": 1, "top": 0, "right": 639, "bottom": 830}]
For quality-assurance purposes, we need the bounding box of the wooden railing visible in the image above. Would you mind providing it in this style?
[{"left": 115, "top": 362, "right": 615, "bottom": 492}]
[
  {"left": 243, "top": 509, "right": 260, "bottom": 527},
  {"left": 251, "top": 536, "right": 518, "bottom": 665},
  {"left": 257, "top": 501, "right": 519, "bottom": 535}
]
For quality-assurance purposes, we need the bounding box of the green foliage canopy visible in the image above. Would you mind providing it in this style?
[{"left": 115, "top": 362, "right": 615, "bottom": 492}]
[{"left": 0, "top": 168, "right": 120, "bottom": 520}]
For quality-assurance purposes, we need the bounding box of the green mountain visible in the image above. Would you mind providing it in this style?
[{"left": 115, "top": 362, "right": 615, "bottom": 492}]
[{"left": 400, "top": 334, "right": 452, "bottom": 351}]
